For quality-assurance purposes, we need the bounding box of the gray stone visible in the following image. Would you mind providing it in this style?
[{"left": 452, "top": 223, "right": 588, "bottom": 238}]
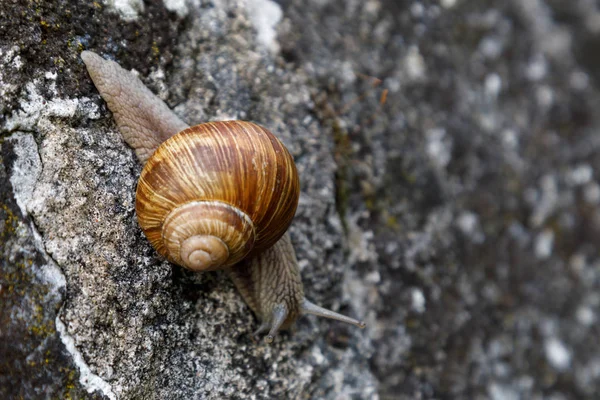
[{"left": 2, "top": 0, "right": 600, "bottom": 399}]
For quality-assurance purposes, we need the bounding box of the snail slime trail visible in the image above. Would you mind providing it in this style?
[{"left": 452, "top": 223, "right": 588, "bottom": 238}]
[{"left": 81, "top": 51, "right": 365, "bottom": 343}]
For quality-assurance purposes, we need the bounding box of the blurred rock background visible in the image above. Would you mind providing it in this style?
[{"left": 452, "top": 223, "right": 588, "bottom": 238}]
[{"left": 1, "top": 0, "right": 599, "bottom": 399}]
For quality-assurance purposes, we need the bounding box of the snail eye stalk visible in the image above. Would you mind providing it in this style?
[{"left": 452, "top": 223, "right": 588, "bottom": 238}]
[{"left": 300, "top": 298, "right": 366, "bottom": 329}]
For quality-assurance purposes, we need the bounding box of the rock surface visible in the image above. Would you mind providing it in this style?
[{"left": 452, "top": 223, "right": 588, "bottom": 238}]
[{"left": 1, "top": 0, "right": 600, "bottom": 399}]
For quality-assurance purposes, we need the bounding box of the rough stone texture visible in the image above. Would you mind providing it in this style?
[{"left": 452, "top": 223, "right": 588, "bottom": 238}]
[{"left": 1, "top": 0, "right": 600, "bottom": 399}]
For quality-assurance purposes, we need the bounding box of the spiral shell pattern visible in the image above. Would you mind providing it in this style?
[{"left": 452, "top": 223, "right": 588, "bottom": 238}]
[{"left": 135, "top": 121, "right": 300, "bottom": 271}]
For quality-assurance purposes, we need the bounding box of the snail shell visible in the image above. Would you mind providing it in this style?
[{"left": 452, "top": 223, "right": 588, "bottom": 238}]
[{"left": 137, "top": 120, "right": 300, "bottom": 272}]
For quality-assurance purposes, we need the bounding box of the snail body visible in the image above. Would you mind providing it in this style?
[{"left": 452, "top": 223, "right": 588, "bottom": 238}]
[{"left": 82, "top": 51, "right": 364, "bottom": 342}]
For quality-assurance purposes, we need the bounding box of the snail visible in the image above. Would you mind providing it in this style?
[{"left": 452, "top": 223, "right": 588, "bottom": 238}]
[{"left": 81, "top": 51, "right": 365, "bottom": 343}]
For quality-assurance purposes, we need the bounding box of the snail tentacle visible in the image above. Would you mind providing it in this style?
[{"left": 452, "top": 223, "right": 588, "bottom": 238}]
[
  {"left": 252, "top": 322, "right": 270, "bottom": 339},
  {"left": 300, "top": 298, "right": 366, "bottom": 329},
  {"left": 264, "top": 304, "right": 288, "bottom": 344}
]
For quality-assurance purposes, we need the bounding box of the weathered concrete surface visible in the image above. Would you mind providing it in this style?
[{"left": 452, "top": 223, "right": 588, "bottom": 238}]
[{"left": 1, "top": 0, "right": 600, "bottom": 399}]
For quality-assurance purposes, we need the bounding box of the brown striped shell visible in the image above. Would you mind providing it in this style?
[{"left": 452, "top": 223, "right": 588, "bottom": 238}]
[{"left": 135, "top": 121, "right": 300, "bottom": 272}]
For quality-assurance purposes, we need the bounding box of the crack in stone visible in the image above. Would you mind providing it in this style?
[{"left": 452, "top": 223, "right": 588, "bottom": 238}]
[{"left": 7, "top": 129, "right": 118, "bottom": 399}]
